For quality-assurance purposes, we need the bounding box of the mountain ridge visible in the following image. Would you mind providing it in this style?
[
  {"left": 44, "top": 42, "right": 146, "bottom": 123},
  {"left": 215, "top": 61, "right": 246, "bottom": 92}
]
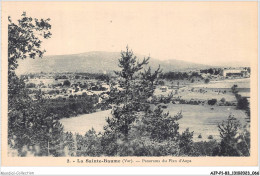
[{"left": 16, "top": 51, "right": 219, "bottom": 75}]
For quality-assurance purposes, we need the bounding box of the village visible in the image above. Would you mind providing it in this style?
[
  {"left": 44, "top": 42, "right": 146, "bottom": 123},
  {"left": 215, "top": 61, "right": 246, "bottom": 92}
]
[{"left": 23, "top": 67, "right": 250, "bottom": 106}]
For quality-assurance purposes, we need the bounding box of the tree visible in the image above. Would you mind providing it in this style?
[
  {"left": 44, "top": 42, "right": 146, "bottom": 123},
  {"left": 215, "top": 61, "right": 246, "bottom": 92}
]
[
  {"left": 102, "top": 46, "right": 163, "bottom": 155},
  {"left": 8, "top": 12, "right": 51, "bottom": 99},
  {"left": 105, "top": 46, "right": 150, "bottom": 139},
  {"left": 231, "top": 84, "right": 238, "bottom": 94},
  {"left": 63, "top": 80, "right": 71, "bottom": 87},
  {"left": 141, "top": 107, "right": 182, "bottom": 142},
  {"left": 220, "top": 97, "right": 226, "bottom": 103},
  {"left": 102, "top": 46, "right": 189, "bottom": 156},
  {"left": 204, "top": 78, "right": 210, "bottom": 84},
  {"left": 8, "top": 12, "right": 51, "bottom": 84},
  {"left": 179, "top": 128, "right": 194, "bottom": 155},
  {"left": 217, "top": 115, "right": 241, "bottom": 156},
  {"left": 7, "top": 13, "right": 66, "bottom": 156},
  {"left": 208, "top": 99, "right": 217, "bottom": 105},
  {"left": 237, "top": 97, "right": 249, "bottom": 110}
]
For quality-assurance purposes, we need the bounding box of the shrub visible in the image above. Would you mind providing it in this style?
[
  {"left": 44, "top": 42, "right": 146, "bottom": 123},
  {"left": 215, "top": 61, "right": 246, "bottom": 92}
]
[
  {"left": 220, "top": 98, "right": 226, "bottom": 103},
  {"left": 204, "top": 78, "right": 210, "bottom": 84},
  {"left": 208, "top": 99, "right": 217, "bottom": 105},
  {"left": 179, "top": 128, "right": 194, "bottom": 156},
  {"left": 237, "top": 97, "right": 249, "bottom": 110},
  {"left": 63, "top": 80, "right": 71, "bottom": 87},
  {"left": 193, "top": 140, "right": 219, "bottom": 156},
  {"left": 26, "top": 83, "right": 36, "bottom": 88},
  {"left": 208, "top": 135, "right": 213, "bottom": 139},
  {"left": 217, "top": 115, "right": 241, "bottom": 156}
]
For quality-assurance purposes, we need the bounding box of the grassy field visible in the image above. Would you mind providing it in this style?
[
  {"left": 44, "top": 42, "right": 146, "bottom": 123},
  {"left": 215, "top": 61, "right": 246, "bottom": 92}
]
[
  {"left": 154, "top": 78, "right": 250, "bottom": 102},
  {"left": 60, "top": 103, "right": 247, "bottom": 142},
  {"left": 191, "top": 78, "right": 250, "bottom": 89},
  {"left": 164, "top": 104, "right": 247, "bottom": 142},
  {"left": 60, "top": 110, "right": 111, "bottom": 135}
]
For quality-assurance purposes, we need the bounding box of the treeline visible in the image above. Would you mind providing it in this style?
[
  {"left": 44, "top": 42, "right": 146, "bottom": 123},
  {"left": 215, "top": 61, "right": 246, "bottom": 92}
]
[
  {"left": 34, "top": 91, "right": 111, "bottom": 119},
  {"left": 41, "top": 96, "right": 110, "bottom": 119},
  {"left": 200, "top": 68, "right": 222, "bottom": 75},
  {"left": 22, "top": 72, "right": 111, "bottom": 81},
  {"left": 231, "top": 84, "right": 250, "bottom": 120},
  {"left": 159, "top": 71, "right": 203, "bottom": 80}
]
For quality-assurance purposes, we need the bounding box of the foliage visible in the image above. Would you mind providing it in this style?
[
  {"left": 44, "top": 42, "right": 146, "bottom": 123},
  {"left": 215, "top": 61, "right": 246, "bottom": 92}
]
[
  {"left": 231, "top": 84, "right": 238, "bottom": 94},
  {"left": 208, "top": 135, "right": 213, "bottom": 139},
  {"left": 8, "top": 12, "right": 51, "bottom": 76},
  {"left": 204, "top": 78, "right": 210, "bottom": 84},
  {"left": 160, "top": 72, "right": 189, "bottom": 80},
  {"left": 231, "top": 84, "right": 250, "bottom": 118},
  {"left": 101, "top": 46, "right": 195, "bottom": 156},
  {"left": 105, "top": 46, "right": 159, "bottom": 140},
  {"left": 75, "top": 129, "right": 103, "bottom": 156},
  {"left": 8, "top": 13, "right": 66, "bottom": 156},
  {"left": 217, "top": 115, "right": 242, "bottom": 156},
  {"left": 237, "top": 97, "right": 249, "bottom": 111},
  {"left": 208, "top": 99, "right": 217, "bottom": 106},
  {"left": 200, "top": 68, "right": 222, "bottom": 75},
  {"left": 26, "top": 82, "right": 36, "bottom": 88},
  {"left": 8, "top": 13, "right": 251, "bottom": 157},
  {"left": 220, "top": 98, "right": 226, "bottom": 103},
  {"left": 193, "top": 140, "right": 219, "bottom": 156},
  {"left": 8, "top": 98, "right": 65, "bottom": 156},
  {"left": 63, "top": 80, "right": 71, "bottom": 87},
  {"left": 141, "top": 107, "right": 181, "bottom": 142},
  {"left": 179, "top": 129, "right": 194, "bottom": 155}
]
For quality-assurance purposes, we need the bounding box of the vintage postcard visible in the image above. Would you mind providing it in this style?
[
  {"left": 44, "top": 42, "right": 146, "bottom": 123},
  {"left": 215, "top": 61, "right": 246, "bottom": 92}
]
[{"left": 1, "top": 1, "right": 258, "bottom": 167}]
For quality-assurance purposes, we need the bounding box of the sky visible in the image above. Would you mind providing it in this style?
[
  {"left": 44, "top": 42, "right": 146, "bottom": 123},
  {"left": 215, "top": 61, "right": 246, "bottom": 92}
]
[{"left": 3, "top": 1, "right": 258, "bottom": 66}]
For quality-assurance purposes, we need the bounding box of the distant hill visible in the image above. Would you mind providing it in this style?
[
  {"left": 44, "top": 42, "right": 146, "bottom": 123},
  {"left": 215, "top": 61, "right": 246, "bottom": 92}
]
[{"left": 16, "top": 51, "right": 212, "bottom": 75}]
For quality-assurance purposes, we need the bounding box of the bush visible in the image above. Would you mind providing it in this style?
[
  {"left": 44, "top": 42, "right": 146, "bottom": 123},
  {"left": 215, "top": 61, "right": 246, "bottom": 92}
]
[
  {"left": 26, "top": 83, "right": 36, "bottom": 88},
  {"left": 204, "top": 78, "right": 210, "bottom": 84},
  {"left": 158, "top": 80, "right": 165, "bottom": 86},
  {"left": 193, "top": 140, "right": 219, "bottom": 156},
  {"left": 208, "top": 99, "right": 217, "bottom": 105},
  {"left": 208, "top": 135, "right": 213, "bottom": 139},
  {"left": 179, "top": 129, "right": 194, "bottom": 156},
  {"left": 198, "top": 134, "right": 202, "bottom": 138},
  {"left": 63, "top": 80, "right": 71, "bottom": 87},
  {"left": 237, "top": 97, "right": 249, "bottom": 110},
  {"left": 220, "top": 98, "right": 226, "bottom": 103},
  {"left": 217, "top": 115, "right": 241, "bottom": 156}
]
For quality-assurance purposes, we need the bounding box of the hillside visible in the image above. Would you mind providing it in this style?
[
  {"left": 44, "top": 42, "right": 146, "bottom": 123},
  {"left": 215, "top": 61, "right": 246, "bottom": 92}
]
[{"left": 16, "top": 51, "right": 211, "bottom": 75}]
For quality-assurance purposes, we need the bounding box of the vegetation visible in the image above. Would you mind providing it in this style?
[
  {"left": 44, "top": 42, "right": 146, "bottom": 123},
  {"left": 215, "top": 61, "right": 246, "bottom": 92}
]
[
  {"left": 63, "top": 80, "right": 71, "bottom": 87},
  {"left": 208, "top": 99, "right": 217, "bottom": 106},
  {"left": 8, "top": 13, "right": 250, "bottom": 157},
  {"left": 200, "top": 68, "right": 222, "bottom": 75},
  {"left": 231, "top": 84, "right": 250, "bottom": 119},
  {"left": 159, "top": 71, "right": 203, "bottom": 81},
  {"left": 8, "top": 12, "right": 65, "bottom": 156},
  {"left": 216, "top": 115, "right": 250, "bottom": 156},
  {"left": 204, "top": 78, "right": 210, "bottom": 84}
]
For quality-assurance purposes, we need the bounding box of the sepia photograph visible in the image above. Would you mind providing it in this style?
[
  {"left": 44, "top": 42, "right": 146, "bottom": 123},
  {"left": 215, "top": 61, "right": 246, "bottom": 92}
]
[{"left": 1, "top": 1, "right": 258, "bottom": 169}]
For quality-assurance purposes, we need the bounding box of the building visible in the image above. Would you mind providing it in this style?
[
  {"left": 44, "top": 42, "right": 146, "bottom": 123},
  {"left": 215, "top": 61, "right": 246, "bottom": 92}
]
[
  {"left": 221, "top": 68, "right": 249, "bottom": 77},
  {"left": 160, "top": 86, "right": 168, "bottom": 92}
]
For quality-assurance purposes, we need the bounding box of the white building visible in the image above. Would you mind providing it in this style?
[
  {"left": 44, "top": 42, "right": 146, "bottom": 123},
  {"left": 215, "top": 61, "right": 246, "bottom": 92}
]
[{"left": 222, "top": 68, "right": 249, "bottom": 77}]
